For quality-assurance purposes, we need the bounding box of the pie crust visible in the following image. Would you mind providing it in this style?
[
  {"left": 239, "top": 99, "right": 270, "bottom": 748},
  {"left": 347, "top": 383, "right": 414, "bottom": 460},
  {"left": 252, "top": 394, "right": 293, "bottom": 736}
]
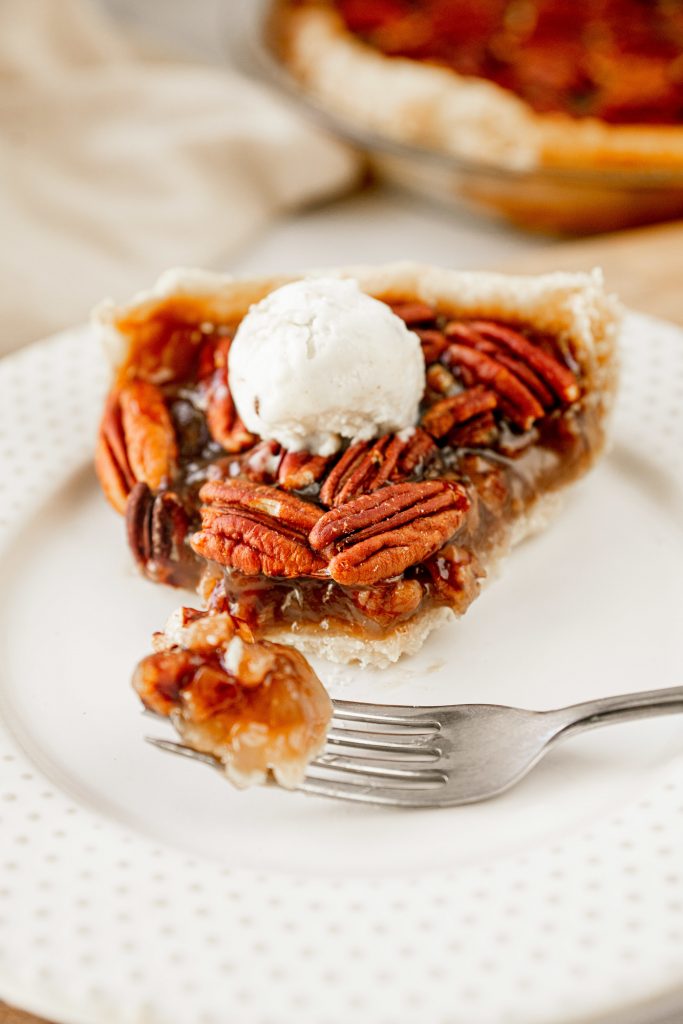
[
  {"left": 268, "top": 1, "right": 683, "bottom": 172},
  {"left": 94, "top": 262, "right": 619, "bottom": 668}
]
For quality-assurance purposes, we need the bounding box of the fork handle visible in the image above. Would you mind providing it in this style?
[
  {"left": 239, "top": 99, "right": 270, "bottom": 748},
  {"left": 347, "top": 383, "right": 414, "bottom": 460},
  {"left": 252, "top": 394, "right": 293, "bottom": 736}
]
[{"left": 549, "top": 686, "right": 683, "bottom": 736}]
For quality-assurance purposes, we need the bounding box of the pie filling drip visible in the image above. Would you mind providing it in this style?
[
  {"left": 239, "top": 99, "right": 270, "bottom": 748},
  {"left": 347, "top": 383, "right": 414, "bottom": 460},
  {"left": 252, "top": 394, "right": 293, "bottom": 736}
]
[
  {"left": 96, "top": 292, "right": 604, "bottom": 645},
  {"left": 330, "top": 0, "right": 683, "bottom": 125}
]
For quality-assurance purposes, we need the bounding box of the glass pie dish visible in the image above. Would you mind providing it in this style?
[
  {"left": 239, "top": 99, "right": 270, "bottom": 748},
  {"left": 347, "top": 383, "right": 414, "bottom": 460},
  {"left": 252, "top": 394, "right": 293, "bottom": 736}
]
[{"left": 249, "top": 3, "right": 683, "bottom": 235}]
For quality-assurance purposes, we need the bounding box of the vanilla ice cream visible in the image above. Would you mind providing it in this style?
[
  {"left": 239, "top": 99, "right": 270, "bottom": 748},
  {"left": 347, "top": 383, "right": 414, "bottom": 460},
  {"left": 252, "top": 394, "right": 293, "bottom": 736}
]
[{"left": 228, "top": 277, "right": 425, "bottom": 455}]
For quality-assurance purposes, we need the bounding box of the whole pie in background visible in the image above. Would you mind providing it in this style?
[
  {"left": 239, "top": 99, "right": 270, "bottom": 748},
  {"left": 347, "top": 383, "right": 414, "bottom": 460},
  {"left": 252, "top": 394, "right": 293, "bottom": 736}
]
[{"left": 269, "top": 0, "right": 683, "bottom": 171}]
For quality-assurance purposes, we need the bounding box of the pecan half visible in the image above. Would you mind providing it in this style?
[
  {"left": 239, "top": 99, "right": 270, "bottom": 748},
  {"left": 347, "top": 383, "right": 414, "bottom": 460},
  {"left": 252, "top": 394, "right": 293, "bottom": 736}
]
[
  {"left": 309, "top": 480, "right": 470, "bottom": 586},
  {"left": 95, "top": 380, "right": 177, "bottom": 513},
  {"left": 394, "top": 429, "right": 439, "bottom": 477},
  {"left": 214, "top": 445, "right": 331, "bottom": 490},
  {"left": 448, "top": 410, "right": 499, "bottom": 449},
  {"left": 443, "top": 321, "right": 579, "bottom": 430},
  {"left": 191, "top": 479, "right": 326, "bottom": 578},
  {"left": 239, "top": 440, "right": 283, "bottom": 484},
  {"left": 417, "top": 328, "right": 449, "bottom": 364},
  {"left": 126, "top": 482, "right": 198, "bottom": 587},
  {"left": 389, "top": 301, "right": 437, "bottom": 325},
  {"left": 203, "top": 336, "right": 255, "bottom": 453},
  {"left": 442, "top": 343, "right": 543, "bottom": 430},
  {"left": 426, "top": 363, "right": 458, "bottom": 396},
  {"left": 351, "top": 578, "right": 424, "bottom": 627},
  {"left": 421, "top": 385, "right": 498, "bottom": 440},
  {"left": 423, "top": 544, "right": 482, "bottom": 615},
  {"left": 467, "top": 321, "right": 579, "bottom": 404},
  {"left": 319, "top": 429, "right": 436, "bottom": 507},
  {"left": 278, "top": 450, "right": 332, "bottom": 491}
]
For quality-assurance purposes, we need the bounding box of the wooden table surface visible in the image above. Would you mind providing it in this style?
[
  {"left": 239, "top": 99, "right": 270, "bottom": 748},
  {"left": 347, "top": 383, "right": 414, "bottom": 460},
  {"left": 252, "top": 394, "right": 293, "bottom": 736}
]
[
  {"left": 502, "top": 219, "right": 683, "bottom": 326},
  {"left": 2, "top": 217, "right": 682, "bottom": 1024}
]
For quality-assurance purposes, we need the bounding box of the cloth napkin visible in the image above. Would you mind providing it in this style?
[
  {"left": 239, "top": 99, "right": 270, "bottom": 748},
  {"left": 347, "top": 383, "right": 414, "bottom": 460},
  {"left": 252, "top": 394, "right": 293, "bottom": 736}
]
[{"left": 0, "top": 0, "right": 360, "bottom": 353}]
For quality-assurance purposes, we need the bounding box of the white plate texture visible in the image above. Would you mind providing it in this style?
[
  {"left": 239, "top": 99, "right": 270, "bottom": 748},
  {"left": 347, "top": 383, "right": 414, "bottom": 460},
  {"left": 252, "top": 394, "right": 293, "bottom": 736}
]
[{"left": 0, "top": 312, "right": 682, "bottom": 1024}]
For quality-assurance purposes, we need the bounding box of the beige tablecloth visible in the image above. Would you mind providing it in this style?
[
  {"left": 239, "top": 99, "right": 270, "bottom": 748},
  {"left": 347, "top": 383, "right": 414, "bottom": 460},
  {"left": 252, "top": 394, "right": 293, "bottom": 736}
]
[{"left": 0, "top": 0, "right": 359, "bottom": 353}]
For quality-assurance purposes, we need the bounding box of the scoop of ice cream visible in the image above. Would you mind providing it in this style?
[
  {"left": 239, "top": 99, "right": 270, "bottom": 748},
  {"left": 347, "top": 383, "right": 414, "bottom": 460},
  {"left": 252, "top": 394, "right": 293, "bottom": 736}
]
[{"left": 228, "top": 277, "right": 425, "bottom": 456}]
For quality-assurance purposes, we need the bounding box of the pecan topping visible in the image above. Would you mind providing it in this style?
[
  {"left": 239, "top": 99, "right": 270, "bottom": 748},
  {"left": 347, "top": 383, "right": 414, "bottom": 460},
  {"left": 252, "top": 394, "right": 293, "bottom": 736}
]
[
  {"left": 238, "top": 439, "right": 283, "bottom": 484},
  {"left": 319, "top": 429, "right": 436, "bottom": 507},
  {"left": 350, "top": 578, "right": 424, "bottom": 626},
  {"left": 443, "top": 321, "right": 579, "bottom": 430},
  {"left": 278, "top": 450, "right": 332, "bottom": 491},
  {"left": 448, "top": 411, "right": 498, "bottom": 449},
  {"left": 95, "top": 380, "right": 177, "bottom": 513},
  {"left": 421, "top": 385, "right": 498, "bottom": 440},
  {"left": 389, "top": 301, "right": 437, "bottom": 325},
  {"left": 126, "top": 482, "right": 198, "bottom": 587},
  {"left": 472, "top": 321, "right": 579, "bottom": 401},
  {"left": 417, "top": 328, "right": 449, "bottom": 364},
  {"left": 309, "top": 480, "right": 470, "bottom": 586},
  {"left": 442, "top": 343, "right": 543, "bottom": 430},
  {"left": 204, "top": 336, "right": 255, "bottom": 453},
  {"left": 423, "top": 544, "right": 482, "bottom": 615},
  {"left": 426, "top": 363, "right": 457, "bottom": 396},
  {"left": 191, "top": 479, "right": 326, "bottom": 578},
  {"left": 394, "top": 429, "right": 439, "bottom": 477},
  {"left": 214, "top": 445, "right": 331, "bottom": 490}
]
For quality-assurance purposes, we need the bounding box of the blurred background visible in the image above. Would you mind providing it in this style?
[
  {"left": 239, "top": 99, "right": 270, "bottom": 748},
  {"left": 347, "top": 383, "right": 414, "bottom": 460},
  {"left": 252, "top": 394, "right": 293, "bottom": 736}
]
[
  {"left": 100, "top": 0, "right": 255, "bottom": 62},
  {"left": 0, "top": 0, "right": 555, "bottom": 354},
  {"left": 2, "top": 0, "right": 682, "bottom": 354}
]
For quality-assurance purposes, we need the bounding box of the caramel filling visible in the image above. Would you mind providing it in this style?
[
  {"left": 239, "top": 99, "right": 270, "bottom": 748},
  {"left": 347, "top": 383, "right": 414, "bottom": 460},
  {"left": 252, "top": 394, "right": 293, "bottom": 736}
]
[{"left": 134, "top": 618, "right": 332, "bottom": 787}]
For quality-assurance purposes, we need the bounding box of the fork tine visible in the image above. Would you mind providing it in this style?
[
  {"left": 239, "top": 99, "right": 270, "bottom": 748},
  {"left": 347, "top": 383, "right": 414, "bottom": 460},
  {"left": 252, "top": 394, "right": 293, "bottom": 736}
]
[
  {"left": 327, "top": 728, "right": 440, "bottom": 757},
  {"left": 310, "top": 754, "right": 446, "bottom": 783},
  {"left": 145, "top": 702, "right": 440, "bottom": 731},
  {"left": 332, "top": 699, "right": 441, "bottom": 727},
  {"left": 146, "top": 735, "right": 442, "bottom": 795},
  {"left": 146, "top": 736, "right": 449, "bottom": 805},
  {"left": 297, "top": 775, "right": 446, "bottom": 807}
]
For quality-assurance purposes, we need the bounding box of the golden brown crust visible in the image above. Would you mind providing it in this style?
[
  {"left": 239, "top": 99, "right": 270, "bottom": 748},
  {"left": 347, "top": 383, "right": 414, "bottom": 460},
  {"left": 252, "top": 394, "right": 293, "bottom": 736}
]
[
  {"left": 269, "top": 2, "right": 683, "bottom": 172},
  {"left": 267, "top": 605, "right": 454, "bottom": 669}
]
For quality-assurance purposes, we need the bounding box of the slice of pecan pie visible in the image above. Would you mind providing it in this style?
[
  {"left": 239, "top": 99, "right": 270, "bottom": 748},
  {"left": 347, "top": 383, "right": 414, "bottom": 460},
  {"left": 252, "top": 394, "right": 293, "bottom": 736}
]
[
  {"left": 269, "top": 0, "right": 683, "bottom": 172},
  {"left": 95, "top": 263, "right": 619, "bottom": 668}
]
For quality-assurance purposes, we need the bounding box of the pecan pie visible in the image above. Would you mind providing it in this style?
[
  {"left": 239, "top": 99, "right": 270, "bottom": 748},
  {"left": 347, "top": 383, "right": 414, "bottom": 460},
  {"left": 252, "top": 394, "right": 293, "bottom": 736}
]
[
  {"left": 269, "top": 0, "right": 683, "bottom": 171},
  {"left": 135, "top": 606, "right": 332, "bottom": 787},
  {"left": 94, "top": 263, "right": 619, "bottom": 670}
]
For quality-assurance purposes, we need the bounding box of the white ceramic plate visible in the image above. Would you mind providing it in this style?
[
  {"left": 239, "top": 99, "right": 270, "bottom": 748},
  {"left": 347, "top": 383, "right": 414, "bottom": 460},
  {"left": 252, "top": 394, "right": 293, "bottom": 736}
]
[{"left": 0, "top": 313, "right": 682, "bottom": 1024}]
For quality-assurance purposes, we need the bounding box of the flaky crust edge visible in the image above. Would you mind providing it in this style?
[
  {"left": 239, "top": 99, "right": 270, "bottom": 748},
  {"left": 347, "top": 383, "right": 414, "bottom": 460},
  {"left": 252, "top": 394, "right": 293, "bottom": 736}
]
[
  {"left": 269, "top": 3, "right": 683, "bottom": 171},
  {"left": 94, "top": 260, "right": 621, "bottom": 668},
  {"left": 94, "top": 260, "right": 621, "bottom": 393}
]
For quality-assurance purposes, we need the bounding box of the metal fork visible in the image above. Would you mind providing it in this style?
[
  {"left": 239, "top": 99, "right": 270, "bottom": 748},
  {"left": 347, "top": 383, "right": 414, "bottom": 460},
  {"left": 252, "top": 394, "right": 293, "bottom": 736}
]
[{"left": 146, "top": 686, "right": 683, "bottom": 807}]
